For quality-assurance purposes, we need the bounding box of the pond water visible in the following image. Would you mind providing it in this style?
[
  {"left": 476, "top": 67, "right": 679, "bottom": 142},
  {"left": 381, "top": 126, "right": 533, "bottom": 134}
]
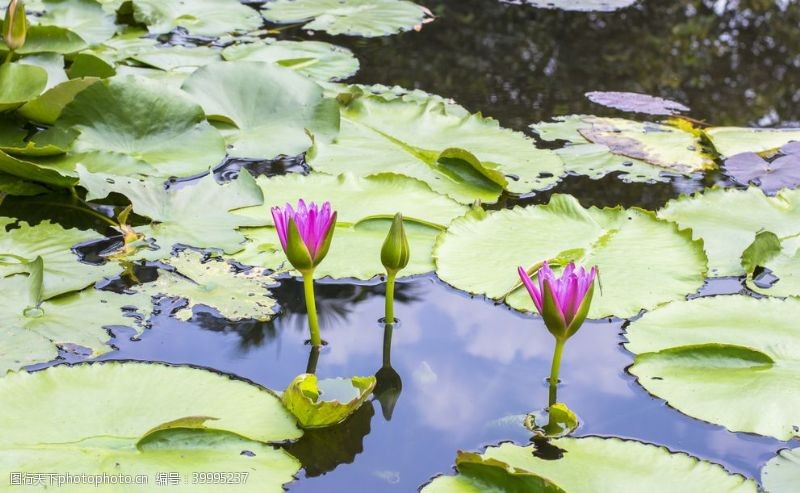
[{"left": 9, "top": 0, "right": 800, "bottom": 491}]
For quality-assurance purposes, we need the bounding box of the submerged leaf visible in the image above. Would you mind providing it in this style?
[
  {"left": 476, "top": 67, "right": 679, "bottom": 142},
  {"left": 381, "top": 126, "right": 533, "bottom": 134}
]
[
  {"left": 282, "top": 373, "right": 376, "bottom": 429},
  {"left": 627, "top": 295, "right": 800, "bottom": 440}
]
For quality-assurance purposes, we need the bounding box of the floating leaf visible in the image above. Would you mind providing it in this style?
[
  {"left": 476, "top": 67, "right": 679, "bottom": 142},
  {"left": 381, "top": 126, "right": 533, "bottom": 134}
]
[
  {"left": 0, "top": 264, "right": 145, "bottom": 374},
  {"left": 262, "top": 0, "right": 431, "bottom": 37},
  {"left": 56, "top": 75, "right": 226, "bottom": 178},
  {"left": 78, "top": 167, "right": 265, "bottom": 259},
  {"left": 705, "top": 127, "right": 800, "bottom": 157},
  {"left": 741, "top": 232, "right": 800, "bottom": 298},
  {"left": 424, "top": 438, "right": 756, "bottom": 493},
  {"left": 282, "top": 373, "right": 376, "bottom": 429},
  {"left": 131, "top": 45, "right": 222, "bottom": 71},
  {"left": 35, "top": 0, "right": 117, "bottom": 45},
  {"left": 626, "top": 295, "right": 800, "bottom": 440},
  {"left": 233, "top": 173, "right": 467, "bottom": 279},
  {"left": 222, "top": 39, "right": 359, "bottom": 81},
  {"left": 434, "top": 194, "right": 707, "bottom": 318},
  {"left": 531, "top": 115, "right": 712, "bottom": 183},
  {"left": 658, "top": 187, "right": 800, "bottom": 276},
  {"left": 181, "top": 62, "right": 339, "bottom": 160},
  {"left": 308, "top": 94, "right": 562, "bottom": 204},
  {"left": 723, "top": 142, "right": 800, "bottom": 194},
  {"left": 585, "top": 91, "right": 689, "bottom": 115},
  {"left": 131, "top": 0, "right": 263, "bottom": 36},
  {"left": 1, "top": 25, "right": 87, "bottom": 54},
  {"left": 17, "top": 77, "right": 99, "bottom": 124},
  {"left": 511, "top": 0, "right": 639, "bottom": 12},
  {"left": 762, "top": 448, "right": 800, "bottom": 493},
  {"left": 141, "top": 249, "right": 277, "bottom": 321},
  {"left": 0, "top": 63, "right": 47, "bottom": 112},
  {"left": 0, "top": 362, "right": 302, "bottom": 491},
  {"left": 0, "top": 217, "right": 118, "bottom": 299}
]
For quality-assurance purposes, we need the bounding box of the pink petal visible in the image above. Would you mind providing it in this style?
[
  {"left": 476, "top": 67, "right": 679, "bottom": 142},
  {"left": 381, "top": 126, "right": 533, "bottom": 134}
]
[{"left": 518, "top": 266, "right": 543, "bottom": 313}]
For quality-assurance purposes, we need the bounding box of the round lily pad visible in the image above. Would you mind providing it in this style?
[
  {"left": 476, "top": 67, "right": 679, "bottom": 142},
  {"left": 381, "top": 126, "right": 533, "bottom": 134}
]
[
  {"left": 222, "top": 39, "right": 359, "bottom": 81},
  {"left": 131, "top": 0, "right": 264, "bottom": 36},
  {"left": 626, "top": 295, "right": 800, "bottom": 440},
  {"left": 434, "top": 194, "right": 707, "bottom": 319},
  {"left": 0, "top": 63, "right": 48, "bottom": 112}
]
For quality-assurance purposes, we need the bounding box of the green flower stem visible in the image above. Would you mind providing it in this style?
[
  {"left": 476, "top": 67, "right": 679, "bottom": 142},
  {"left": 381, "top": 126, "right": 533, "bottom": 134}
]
[
  {"left": 306, "top": 345, "right": 321, "bottom": 374},
  {"left": 385, "top": 271, "right": 397, "bottom": 324},
  {"left": 302, "top": 270, "right": 322, "bottom": 347},
  {"left": 3, "top": 51, "right": 13, "bottom": 65},
  {"left": 382, "top": 322, "right": 394, "bottom": 367},
  {"left": 548, "top": 338, "right": 566, "bottom": 406}
]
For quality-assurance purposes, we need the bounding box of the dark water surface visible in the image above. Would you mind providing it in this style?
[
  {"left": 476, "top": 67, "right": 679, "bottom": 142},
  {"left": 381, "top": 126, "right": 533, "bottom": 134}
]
[{"left": 28, "top": 0, "right": 800, "bottom": 491}]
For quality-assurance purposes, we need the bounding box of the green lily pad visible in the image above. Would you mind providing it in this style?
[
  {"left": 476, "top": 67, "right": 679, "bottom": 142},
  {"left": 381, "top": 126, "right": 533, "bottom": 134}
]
[
  {"left": 181, "top": 61, "right": 340, "bottom": 160},
  {"left": 262, "top": 0, "right": 431, "bottom": 37},
  {"left": 0, "top": 259, "right": 146, "bottom": 374},
  {"left": 233, "top": 173, "right": 467, "bottom": 279},
  {"left": 19, "top": 52, "right": 67, "bottom": 91},
  {"left": 658, "top": 187, "right": 800, "bottom": 276},
  {"left": 531, "top": 115, "right": 712, "bottom": 183},
  {"left": 705, "top": 127, "right": 800, "bottom": 157},
  {"left": 18, "top": 77, "right": 99, "bottom": 124},
  {"left": 518, "top": 0, "right": 638, "bottom": 12},
  {"left": 308, "top": 93, "right": 562, "bottom": 204},
  {"left": 56, "top": 75, "right": 226, "bottom": 178},
  {"left": 0, "top": 174, "right": 48, "bottom": 196},
  {"left": 434, "top": 194, "right": 707, "bottom": 319},
  {"left": 131, "top": 45, "right": 223, "bottom": 71},
  {"left": 424, "top": 438, "right": 757, "bottom": 493},
  {"left": 282, "top": 373, "right": 376, "bottom": 429},
  {"left": 67, "top": 51, "right": 116, "bottom": 78},
  {"left": 762, "top": 447, "right": 800, "bottom": 493},
  {"left": 0, "top": 217, "right": 119, "bottom": 299},
  {"left": 222, "top": 39, "right": 359, "bottom": 81},
  {"left": 36, "top": 0, "right": 118, "bottom": 45},
  {"left": 131, "top": 0, "right": 264, "bottom": 36},
  {"left": 0, "top": 63, "right": 47, "bottom": 112},
  {"left": 78, "top": 167, "right": 265, "bottom": 259},
  {"left": 741, "top": 231, "right": 800, "bottom": 297},
  {"left": 141, "top": 249, "right": 276, "bottom": 321},
  {"left": 1, "top": 25, "right": 87, "bottom": 54},
  {"left": 626, "top": 295, "right": 800, "bottom": 440},
  {"left": 0, "top": 362, "right": 302, "bottom": 492}
]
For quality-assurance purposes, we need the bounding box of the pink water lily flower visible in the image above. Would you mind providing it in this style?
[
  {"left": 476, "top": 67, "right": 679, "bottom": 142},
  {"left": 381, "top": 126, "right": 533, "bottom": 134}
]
[
  {"left": 271, "top": 200, "right": 337, "bottom": 273},
  {"left": 518, "top": 261, "right": 598, "bottom": 340}
]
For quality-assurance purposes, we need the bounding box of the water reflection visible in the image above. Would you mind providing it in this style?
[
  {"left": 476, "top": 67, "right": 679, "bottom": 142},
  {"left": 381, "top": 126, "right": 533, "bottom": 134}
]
[{"left": 373, "top": 323, "right": 403, "bottom": 421}]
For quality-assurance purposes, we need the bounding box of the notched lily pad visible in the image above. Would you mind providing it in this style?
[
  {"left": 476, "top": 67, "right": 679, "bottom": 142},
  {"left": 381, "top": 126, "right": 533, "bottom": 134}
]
[
  {"left": 585, "top": 91, "right": 689, "bottom": 116},
  {"left": 262, "top": 0, "right": 433, "bottom": 37},
  {"left": 626, "top": 295, "right": 800, "bottom": 440},
  {"left": 723, "top": 141, "right": 800, "bottom": 194},
  {"left": 282, "top": 373, "right": 376, "bottom": 429},
  {"left": 141, "top": 249, "right": 277, "bottom": 321}
]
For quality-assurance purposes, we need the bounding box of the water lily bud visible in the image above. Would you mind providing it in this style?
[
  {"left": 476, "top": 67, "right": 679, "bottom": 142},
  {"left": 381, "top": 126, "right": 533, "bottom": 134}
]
[
  {"left": 3, "top": 0, "right": 27, "bottom": 52},
  {"left": 271, "top": 200, "right": 336, "bottom": 274},
  {"left": 381, "top": 213, "right": 410, "bottom": 275}
]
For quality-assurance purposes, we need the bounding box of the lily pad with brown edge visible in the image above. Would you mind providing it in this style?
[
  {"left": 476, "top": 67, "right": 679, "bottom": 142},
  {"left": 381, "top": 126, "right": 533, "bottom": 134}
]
[
  {"left": 531, "top": 115, "right": 713, "bottom": 183},
  {"left": 0, "top": 362, "right": 303, "bottom": 492},
  {"left": 139, "top": 249, "right": 277, "bottom": 322},
  {"left": 282, "top": 373, "right": 376, "bottom": 429},
  {"left": 626, "top": 295, "right": 800, "bottom": 440},
  {"left": 422, "top": 438, "right": 757, "bottom": 493},
  {"left": 434, "top": 194, "right": 707, "bottom": 319}
]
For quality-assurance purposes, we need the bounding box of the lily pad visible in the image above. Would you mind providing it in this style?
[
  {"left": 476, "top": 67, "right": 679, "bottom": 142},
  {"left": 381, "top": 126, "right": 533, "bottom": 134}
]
[
  {"left": 424, "top": 438, "right": 756, "bottom": 493},
  {"left": 308, "top": 94, "right": 562, "bottom": 204},
  {"left": 131, "top": 0, "right": 264, "bottom": 36},
  {"left": 0, "top": 362, "right": 302, "bottom": 491},
  {"left": 233, "top": 173, "right": 467, "bottom": 279},
  {"left": 141, "top": 249, "right": 277, "bottom": 321},
  {"left": 78, "top": 167, "right": 265, "bottom": 259},
  {"left": 262, "top": 0, "right": 432, "bottom": 37},
  {"left": 585, "top": 91, "right": 689, "bottom": 116},
  {"left": 181, "top": 62, "right": 340, "bottom": 160},
  {"left": 282, "top": 373, "right": 376, "bottom": 429},
  {"left": 626, "top": 295, "right": 800, "bottom": 440},
  {"left": 434, "top": 194, "right": 707, "bottom": 319},
  {"left": 222, "top": 39, "right": 359, "bottom": 81},
  {"left": 511, "top": 0, "right": 639, "bottom": 12},
  {"left": 56, "top": 75, "right": 226, "bottom": 178},
  {"left": 0, "top": 63, "right": 47, "bottom": 112},
  {"left": 723, "top": 141, "right": 800, "bottom": 194},
  {"left": 741, "top": 232, "right": 800, "bottom": 298},
  {"left": 1, "top": 25, "right": 87, "bottom": 54},
  {"left": 17, "top": 77, "right": 99, "bottom": 124},
  {"left": 36, "top": 0, "right": 118, "bottom": 45},
  {"left": 131, "top": 45, "right": 223, "bottom": 71},
  {"left": 0, "top": 217, "right": 119, "bottom": 299},
  {"left": 762, "top": 448, "right": 800, "bottom": 493},
  {"left": 531, "top": 115, "right": 712, "bottom": 183},
  {"left": 0, "top": 259, "right": 145, "bottom": 374},
  {"left": 705, "top": 127, "right": 800, "bottom": 157},
  {"left": 658, "top": 187, "right": 800, "bottom": 276}
]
